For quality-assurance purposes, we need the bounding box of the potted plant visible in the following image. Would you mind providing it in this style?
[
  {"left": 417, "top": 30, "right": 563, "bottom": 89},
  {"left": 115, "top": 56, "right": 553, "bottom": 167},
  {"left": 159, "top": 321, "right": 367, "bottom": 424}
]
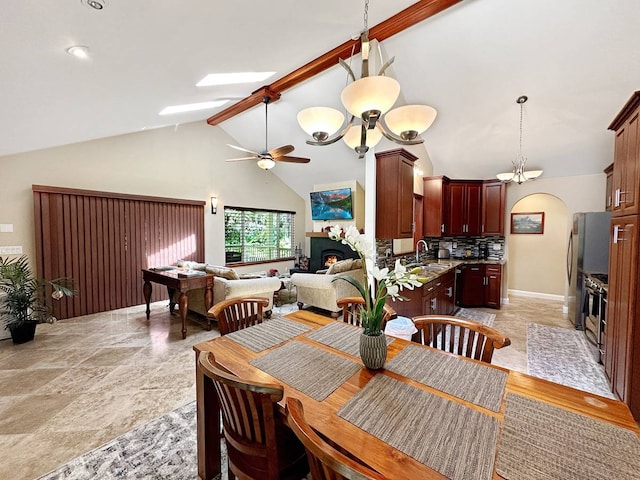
[
  {"left": 328, "top": 226, "right": 424, "bottom": 369},
  {"left": 0, "top": 256, "right": 75, "bottom": 344}
]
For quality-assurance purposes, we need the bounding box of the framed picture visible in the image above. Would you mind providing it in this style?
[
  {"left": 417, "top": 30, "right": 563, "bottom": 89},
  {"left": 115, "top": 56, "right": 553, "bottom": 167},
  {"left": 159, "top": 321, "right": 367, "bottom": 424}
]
[{"left": 511, "top": 212, "right": 545, "bottom": 234}]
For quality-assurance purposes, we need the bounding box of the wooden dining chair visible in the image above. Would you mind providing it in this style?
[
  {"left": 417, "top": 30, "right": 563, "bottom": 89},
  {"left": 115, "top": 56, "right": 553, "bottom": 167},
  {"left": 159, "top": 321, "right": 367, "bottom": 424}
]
[
  {"left": 286, "top": 397, "right": 387, "bottom": 480},
  {"left": 411, "top": 314, "right": 511, "bottom": 364},
  {"left": 207, "top": 296, "right": 270, "bottom": 335},
  {"left": 198, "top": 351, "right": 309, "bottom": 480},
  {"left": 337, "top": 296, "right": 397, "bottom": 330}
]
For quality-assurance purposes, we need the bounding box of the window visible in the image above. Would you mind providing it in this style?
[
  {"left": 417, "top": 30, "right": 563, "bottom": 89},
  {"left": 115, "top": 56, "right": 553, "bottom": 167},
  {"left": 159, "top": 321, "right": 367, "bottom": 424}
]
[{"left": 224, "top": 207, "right": 295, "bottom": 265}]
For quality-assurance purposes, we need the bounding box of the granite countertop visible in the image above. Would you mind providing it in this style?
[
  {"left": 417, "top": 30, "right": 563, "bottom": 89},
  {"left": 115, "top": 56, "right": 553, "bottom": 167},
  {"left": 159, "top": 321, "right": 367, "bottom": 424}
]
[{"left": 409, "top": 258, "right": 505, "bottom": 283}]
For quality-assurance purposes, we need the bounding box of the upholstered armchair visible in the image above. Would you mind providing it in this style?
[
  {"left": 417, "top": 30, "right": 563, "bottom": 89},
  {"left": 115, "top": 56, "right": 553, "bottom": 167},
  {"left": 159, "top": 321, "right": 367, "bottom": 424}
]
[{"left": 291, "top": 259, "right": 364, "bottom": 318}]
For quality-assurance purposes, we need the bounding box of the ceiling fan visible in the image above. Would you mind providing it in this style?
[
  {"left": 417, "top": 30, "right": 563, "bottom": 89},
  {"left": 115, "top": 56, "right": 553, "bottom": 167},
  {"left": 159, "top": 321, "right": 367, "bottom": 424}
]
[{"left": 226, "top": 96, "right": 311, "bottom": 170}]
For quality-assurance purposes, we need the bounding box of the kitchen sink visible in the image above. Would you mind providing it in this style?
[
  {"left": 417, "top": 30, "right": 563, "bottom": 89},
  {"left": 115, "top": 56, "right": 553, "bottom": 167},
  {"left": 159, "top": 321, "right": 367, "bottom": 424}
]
[{"left": 421, "top": 264, "right": 451, "bottom": 271}]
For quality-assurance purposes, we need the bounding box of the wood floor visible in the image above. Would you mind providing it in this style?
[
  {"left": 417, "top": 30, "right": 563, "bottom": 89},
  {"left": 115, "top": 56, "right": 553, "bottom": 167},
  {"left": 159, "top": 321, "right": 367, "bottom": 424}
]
[{"left": 0, "top": 295, "right": 578, "bottom": 479}]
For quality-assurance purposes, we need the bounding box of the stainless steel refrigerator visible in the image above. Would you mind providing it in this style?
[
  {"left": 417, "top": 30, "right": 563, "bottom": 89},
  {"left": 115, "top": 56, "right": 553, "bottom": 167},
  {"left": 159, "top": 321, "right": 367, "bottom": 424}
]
[{"left": 566, "top": 212, "right": 611, "bottom": 329}]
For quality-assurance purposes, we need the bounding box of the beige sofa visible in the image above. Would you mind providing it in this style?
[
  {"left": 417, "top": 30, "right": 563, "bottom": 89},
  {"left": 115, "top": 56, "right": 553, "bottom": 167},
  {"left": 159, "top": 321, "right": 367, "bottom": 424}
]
[
  {"left": 174, "top": 260, "right": 282, "bottom": 317},
  {"left": 291, "top": 258, "right": 365, "bottom": 317}
]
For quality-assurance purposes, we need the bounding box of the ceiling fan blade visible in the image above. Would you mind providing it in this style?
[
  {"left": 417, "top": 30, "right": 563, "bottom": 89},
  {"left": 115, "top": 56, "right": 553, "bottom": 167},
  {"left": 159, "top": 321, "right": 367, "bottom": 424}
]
[
  {"left": 225, "top": 156, "right": 259, "bottom": 162},
  {"left": 276, "top": 155, "right": 311, "bottom": 164},
  {"left": 268, "top": 145, "right": 295, "bottom": 159},
  {"left": 227, "top": 143, "right": 259, "bottom": 155}
]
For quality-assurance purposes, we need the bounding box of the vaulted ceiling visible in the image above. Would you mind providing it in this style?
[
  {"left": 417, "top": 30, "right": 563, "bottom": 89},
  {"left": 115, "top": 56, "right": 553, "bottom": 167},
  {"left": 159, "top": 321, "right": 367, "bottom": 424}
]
[{"left": 3, "top": 0, "right": 640, "bottom": 198}]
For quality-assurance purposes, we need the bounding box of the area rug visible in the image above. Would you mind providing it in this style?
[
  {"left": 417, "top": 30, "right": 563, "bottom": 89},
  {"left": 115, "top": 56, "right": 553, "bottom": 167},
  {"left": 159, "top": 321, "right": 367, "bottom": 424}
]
[
  {"left": 454, "top": 307, "right": 496, "bottom": 327},
  {"left": 37, "top": 402, "right": 226, "bottom": 480},
  {"left": 526, "top": 323, "right": 615, "bottom": 399}
]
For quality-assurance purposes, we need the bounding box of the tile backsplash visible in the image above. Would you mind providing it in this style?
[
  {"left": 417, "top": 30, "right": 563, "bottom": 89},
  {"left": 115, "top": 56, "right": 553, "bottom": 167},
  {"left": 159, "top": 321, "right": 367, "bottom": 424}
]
[{"left": 376, "top": 236, "right": 505, "bottom": 268}]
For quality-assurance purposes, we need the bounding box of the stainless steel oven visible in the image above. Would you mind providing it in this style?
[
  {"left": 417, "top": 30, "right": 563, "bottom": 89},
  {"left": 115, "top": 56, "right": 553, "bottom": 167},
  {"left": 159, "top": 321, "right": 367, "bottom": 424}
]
[{"left": 583, "top": 273, "right": 608, "bottom": 363}]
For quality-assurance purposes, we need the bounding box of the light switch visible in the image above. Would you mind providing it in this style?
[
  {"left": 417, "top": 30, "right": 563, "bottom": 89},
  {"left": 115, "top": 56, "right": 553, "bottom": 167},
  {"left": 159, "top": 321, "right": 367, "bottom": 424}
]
[
  {"left": 492, "top": 243, "right": 502, "bottom": 251},
  {"left": 0, "top": 246, "right": 22, "bottom": 255},
  {"left": 0, "top": 224, "right": 13, "bottom": 233}
]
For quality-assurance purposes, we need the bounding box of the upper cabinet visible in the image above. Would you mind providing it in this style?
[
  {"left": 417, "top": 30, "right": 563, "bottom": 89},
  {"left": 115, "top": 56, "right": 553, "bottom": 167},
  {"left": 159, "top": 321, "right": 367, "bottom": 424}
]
[
  {"left": 422, "top": 176, "right": 449, "bottom": 237},
  {"left": 376, "top": 149, "right": 417, "bottom": 239},
  {"left": 609, "top": 92, "right": 640, "bottom": 216},
  {"left": 422, "top": 176, "right": 506, "bottom": 237},
  {"left": 604, "top": 163, "right": 614, "bottom": 212},
  {"left": 482, "top": 180, "right": 506, "bottom": 236},
  {"left": 448, "top": 181, "right": 482, "bottom": 235}
]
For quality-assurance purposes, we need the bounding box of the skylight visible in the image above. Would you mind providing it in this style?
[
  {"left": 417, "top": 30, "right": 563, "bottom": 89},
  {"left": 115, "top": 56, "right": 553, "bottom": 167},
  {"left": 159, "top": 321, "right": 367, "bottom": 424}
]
[
  {"left": 159, "top": 100, "right": 230, "bottom": 115},
  {"left": 196, "top": 72, "right": 275, "bottom": 87}
]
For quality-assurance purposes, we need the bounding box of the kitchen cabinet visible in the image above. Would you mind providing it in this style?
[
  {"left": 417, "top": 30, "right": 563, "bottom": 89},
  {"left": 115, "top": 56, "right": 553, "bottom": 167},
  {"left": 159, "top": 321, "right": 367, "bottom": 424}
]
[
  {"left": 448, "top": 181, "right": 482, "bottom": 236},
  {"left": 609, "top": 92, "right": 640, "bottom": 217},
  {"left": 604, "top": 163, "right": 614, "bottom": 212},
  {"left": 455, "top": 263, "right": 502, "bottom": 309},
  {"left": 389, "top": 269, "right": 455, "bottom": 318},
  {"left": 482, "top": 180, "right": 506, "bottom": 235},
  {"left": 422, "top": 176, "right": 449, "bottom": 237},
  {"left": 376, "top": 149, "right": 417, "bottom": 239},
  {"left": 605, "top": 215, "right": 639, "bottom": 416}
]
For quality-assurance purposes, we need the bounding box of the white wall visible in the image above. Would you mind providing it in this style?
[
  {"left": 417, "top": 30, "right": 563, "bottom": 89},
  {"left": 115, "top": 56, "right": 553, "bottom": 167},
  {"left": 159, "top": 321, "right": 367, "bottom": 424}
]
[
  {"left": 502, "top": 173, "right": 606, "bottom": 300},
  {"left": 0, "top": 120, "right": 306, "bottom": 275}
]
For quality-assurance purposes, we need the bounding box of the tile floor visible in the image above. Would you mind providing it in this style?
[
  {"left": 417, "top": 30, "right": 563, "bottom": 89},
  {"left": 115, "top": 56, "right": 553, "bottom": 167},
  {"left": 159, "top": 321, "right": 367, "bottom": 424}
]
[{"left": 0, "top": 295, "right": 578, "bottom": 479}]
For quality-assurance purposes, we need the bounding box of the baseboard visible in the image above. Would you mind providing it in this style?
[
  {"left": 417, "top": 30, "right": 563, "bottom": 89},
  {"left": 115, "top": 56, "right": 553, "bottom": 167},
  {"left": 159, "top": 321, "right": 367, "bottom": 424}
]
[{"left": 508, "top": 289, "right": 565, "bottom": 302}]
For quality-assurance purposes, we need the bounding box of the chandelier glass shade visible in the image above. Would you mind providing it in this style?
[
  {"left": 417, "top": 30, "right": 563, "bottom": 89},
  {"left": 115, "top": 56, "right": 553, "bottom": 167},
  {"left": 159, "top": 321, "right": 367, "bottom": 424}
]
[
  {"left": 343, "top": 124, "right": 382, "bottom": 150},
  {"left": 497, "top": 95, "right": 543, "bottom": 184},
  {"left": 296, "top": 0, "right": 436, "bottom": 158}
]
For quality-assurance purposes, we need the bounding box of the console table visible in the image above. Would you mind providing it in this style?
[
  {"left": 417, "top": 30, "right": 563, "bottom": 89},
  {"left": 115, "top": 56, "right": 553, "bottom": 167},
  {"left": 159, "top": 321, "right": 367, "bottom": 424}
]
[{"left": 142, "top": 268, "right": 214, "bottom": 339}]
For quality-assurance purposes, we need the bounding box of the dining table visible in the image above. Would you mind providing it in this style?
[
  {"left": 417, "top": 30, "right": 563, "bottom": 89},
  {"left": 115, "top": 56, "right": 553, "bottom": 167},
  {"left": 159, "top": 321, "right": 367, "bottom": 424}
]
[{"left": 193, "top": 310, "right": 640, "bottom": 480}]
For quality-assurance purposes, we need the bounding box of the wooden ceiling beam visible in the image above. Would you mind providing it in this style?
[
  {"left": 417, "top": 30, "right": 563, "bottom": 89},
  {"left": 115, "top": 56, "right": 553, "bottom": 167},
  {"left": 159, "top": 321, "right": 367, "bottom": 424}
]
[{"left": 206, "top": 0, "right": 462, "bottom": 126}]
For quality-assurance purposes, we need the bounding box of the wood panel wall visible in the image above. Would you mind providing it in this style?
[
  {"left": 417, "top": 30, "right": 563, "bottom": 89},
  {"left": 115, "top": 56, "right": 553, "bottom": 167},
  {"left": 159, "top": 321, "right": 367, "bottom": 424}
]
[{"left": 33, "top": 185, "right": 205, "bottom": 320}]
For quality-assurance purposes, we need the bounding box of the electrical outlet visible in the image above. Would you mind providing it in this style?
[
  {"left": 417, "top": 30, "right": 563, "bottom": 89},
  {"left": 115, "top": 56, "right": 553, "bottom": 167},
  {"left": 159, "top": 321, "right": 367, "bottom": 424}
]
[
  {"left": 0, "top": 224, "right": 13, "bottom": 233},
  {"left": 492, "top": 243, "right": 502, "bottom": 251},
  {"left": 0, "top": 246, "right": 22, "bottom": 255}
]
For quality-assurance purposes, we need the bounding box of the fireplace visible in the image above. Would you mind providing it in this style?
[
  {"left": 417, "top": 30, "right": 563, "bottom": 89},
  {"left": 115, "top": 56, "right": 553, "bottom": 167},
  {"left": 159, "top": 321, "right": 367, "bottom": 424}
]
[{"left": 310, "top": 237, "right": 359, "bottom": 273}]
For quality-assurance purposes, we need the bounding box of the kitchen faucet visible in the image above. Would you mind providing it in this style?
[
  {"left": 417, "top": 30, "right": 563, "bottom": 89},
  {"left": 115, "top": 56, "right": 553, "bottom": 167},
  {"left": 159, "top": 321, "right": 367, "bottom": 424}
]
[{"left": 415, "top": 239, "right": 428, "bottom": 263}]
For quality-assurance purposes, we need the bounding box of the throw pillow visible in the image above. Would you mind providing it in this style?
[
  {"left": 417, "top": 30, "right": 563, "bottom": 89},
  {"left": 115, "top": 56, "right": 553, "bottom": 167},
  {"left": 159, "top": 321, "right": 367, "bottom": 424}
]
[
  {"left": 326, "top": 258, "right": 353, "bottom": 275},
  {"left": 205, "top": 265, "right": 240, "bottom": 280}
]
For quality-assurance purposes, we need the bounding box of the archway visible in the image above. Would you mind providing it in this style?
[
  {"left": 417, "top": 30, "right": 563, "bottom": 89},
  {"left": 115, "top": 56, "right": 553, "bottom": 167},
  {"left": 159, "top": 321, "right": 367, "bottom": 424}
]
[{"left": 506, "top": 193, "right": 568, "bottom": 301}]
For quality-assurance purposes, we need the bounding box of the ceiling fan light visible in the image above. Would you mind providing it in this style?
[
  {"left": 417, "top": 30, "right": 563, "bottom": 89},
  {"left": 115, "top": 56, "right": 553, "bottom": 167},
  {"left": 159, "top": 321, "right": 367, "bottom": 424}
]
[
  {"left": 343, "top": 124, "right": 382, "bottom": 150},
  {"left": 257, "top": 158, "right": 276, "bottom": 170},
  {"left": 297, "top": 107, "right": 345, "bottom": 139},
  {"left": 385, "top": 105, "right": 437, "bottom": 138},
  {"left": 340, "top": 76, "right": 400, "bottom": 119}
]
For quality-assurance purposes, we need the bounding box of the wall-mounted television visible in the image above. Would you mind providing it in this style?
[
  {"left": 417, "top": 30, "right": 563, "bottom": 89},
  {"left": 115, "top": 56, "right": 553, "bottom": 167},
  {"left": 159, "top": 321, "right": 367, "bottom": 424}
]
[{"left": 310, "top": 188, "right": 354, "bottom": 221}]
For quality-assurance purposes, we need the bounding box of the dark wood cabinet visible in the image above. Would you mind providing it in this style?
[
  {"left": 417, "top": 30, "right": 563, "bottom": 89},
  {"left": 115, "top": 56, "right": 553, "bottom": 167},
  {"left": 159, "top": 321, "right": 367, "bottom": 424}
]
[
  {"left": 605, "top": 163, "right": 614, "bottom": 212},
  {"left": 413, "top": 194, "right": 424, "bottom": 245},
  {"left": 482, "top": 180, "right": 506, "bottom": 235},
  {"left": 376, "top": 149, "right": 417, "bottom": 239},
  {"left": 605, "top": 92, "right": 640, "bottom": 421},
  {"left": 389, "top": 270, "right": 455, "bottom": 318},
  {"left": 605, "top": 215, "right": 639, "bottom": 413},
  {"left": 609, "top": 92, "right": 640, "bottom": 217},
  {"left": 456, "top": 263, "right": 502, "bottom": 309},
  {"left": 422, "top": 176, "right": 449, "bottom": 237},
  {"left": 485, "top": 265, "right": 502, "bottom": 308},
  {"left": 448, "top": 181, "right": 482, "bottom": 236}
]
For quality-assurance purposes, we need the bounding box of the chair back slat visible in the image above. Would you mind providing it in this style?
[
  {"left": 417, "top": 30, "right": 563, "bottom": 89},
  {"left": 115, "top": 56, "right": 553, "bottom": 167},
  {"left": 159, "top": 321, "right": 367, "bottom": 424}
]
[
  {"left": 411, "top": 315, "right": 510, "bottom": 364},
  {"left": 208, "top": 296, "right": 269, "bottom": 335},
  {"left": 337, "top": 296, "right": 397, "bottom": 331},
  {"left": 198, "top": 351, "right": 309, "bottom": 479},
  {"left": 286, "top": 397, "right": 387, "bottom": 480}
]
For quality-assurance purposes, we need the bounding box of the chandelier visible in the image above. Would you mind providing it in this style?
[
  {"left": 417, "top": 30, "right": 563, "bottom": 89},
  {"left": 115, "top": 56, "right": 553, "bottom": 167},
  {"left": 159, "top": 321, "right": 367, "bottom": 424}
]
[
  {"left": 296, "top": 0, "right": 437, "bottom": 158},
  {"left": 496, "top": 95, "right": 543, "bottom": 184}
]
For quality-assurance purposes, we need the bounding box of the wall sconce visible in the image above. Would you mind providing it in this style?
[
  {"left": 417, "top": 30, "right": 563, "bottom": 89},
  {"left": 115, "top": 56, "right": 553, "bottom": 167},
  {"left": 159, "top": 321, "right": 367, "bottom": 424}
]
[{"left": 210, "top": 196, "right": 218, "bottom": 214}]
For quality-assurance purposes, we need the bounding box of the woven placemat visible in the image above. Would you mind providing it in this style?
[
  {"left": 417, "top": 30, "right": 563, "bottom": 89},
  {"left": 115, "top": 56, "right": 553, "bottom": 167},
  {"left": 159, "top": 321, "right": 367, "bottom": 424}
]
[
  {"left": 496, "top": 393, "right": 640, "bottom": 480},
  {"left": 224, "top": 317, "right": 312, "bottom": 353},
  {"left": 250, "top": 340, "right": 361, "bottom": 401},
  {"left": 306, "top": 321, "right": 394, "bottom": 357},
  {"left": 385, "top": 344, "right": 507, "bottom": 412},
  {"left": 338, "top": 374, "right": 498, "bottom": 480}
]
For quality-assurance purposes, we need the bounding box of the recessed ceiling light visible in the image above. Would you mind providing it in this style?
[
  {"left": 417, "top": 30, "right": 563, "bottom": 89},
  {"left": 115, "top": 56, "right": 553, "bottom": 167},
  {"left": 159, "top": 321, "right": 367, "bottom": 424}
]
[
  {"left": 66, "top": 45, "right": 90, "bottom": 59},
  {"left": 81, "top": 0, "right": 106, "bottom": 10},
  {"left": 196, "top": 72, "right": 276, "bottom": 87},
  {"left": 159, "top": 100, "right": 230, "bottom": 115}
]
